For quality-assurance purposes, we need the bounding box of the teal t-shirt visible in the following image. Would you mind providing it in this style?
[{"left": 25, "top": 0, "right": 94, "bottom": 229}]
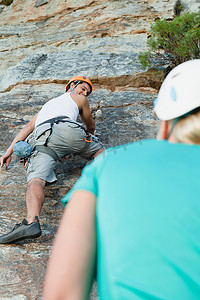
[{"left": 62, "top": 140, "right": 200, "bottom": 300}]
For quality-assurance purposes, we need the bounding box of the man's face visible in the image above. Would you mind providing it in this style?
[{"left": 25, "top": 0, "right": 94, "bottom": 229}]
[{"left": 72, "top": 82, "right": 91, "bottom": 96}]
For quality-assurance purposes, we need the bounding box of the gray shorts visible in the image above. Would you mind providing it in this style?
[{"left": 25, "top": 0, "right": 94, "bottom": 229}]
[{"left": 25, "top": 122, "right": 104, "bottom": 183}]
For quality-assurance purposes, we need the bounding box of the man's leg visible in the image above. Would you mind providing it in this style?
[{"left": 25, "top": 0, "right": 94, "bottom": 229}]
[
  {"left": 0, "top": 177, "right": 44, "bottom": 244},
  {"left": 26, "top": 178, "right": 46, "bottom": 224},
  {"left": 0, "top": 147, "right": 56, "bottom": 243}
]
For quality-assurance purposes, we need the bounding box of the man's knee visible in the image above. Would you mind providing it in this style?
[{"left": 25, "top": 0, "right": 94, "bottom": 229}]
[{"left": 27, "top": 178, "right": 46, "bottom": 189}]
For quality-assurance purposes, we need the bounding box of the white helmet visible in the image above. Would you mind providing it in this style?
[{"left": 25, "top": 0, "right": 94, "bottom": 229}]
[{"left": 154, "top": 59, "right": 200, "bottom": 120}]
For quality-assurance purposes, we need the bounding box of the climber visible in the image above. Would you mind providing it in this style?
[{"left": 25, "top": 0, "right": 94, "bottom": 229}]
[
  {"left": 43, "top": 60, "right": 200, "bottom": 300},
  {"left": 0, "top": 75, "right": 105, "bottom": 244}
]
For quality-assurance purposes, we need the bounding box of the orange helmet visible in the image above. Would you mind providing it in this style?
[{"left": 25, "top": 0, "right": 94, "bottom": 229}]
[{"left": 66, "top": 76, "right": 93, "bottom": 94}]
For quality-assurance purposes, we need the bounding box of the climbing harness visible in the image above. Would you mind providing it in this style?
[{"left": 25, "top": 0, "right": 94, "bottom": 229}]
[
  {"left": 33, "top": 116, "right": 93, "bottom": 160},
  {"left": 34, "top": 145, "right": 58, "bottom": 161},
  {"left": 13, "top": 116, "right": 92, "bottom": 165}
]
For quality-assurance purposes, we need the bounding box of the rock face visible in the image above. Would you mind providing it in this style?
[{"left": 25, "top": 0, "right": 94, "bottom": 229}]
[
  {"left": 0, "top": 0, "right": 199, "bottom": 299},
  {"left": 0, "top": 0, "right": 199, "bottom": 80}
]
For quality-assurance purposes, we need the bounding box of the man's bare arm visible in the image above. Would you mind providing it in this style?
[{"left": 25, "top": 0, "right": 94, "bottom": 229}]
[
  {"left": 68, "top": 93, "right": 95, "bottom": 134},
  {"left": 80, "top": 99, "right": 95, "bottom": 134},
  {"left": 0, "top": 113, "right": 39, "bottom": 168}
]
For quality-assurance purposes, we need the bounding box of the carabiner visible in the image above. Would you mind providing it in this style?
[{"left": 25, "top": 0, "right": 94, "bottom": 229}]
[{"left": 84, "top": 134, "right": 92, "bottom": 143}]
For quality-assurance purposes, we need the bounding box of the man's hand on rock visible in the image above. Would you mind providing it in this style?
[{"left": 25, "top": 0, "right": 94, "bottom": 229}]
[{"left": 0, "top": 153, "right": 12, "bottom": 169}]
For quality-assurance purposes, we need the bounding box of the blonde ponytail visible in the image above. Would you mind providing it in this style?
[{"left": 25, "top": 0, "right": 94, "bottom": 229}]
[{"left": 170, "top": 109, "right": 200, "bottom": 145}]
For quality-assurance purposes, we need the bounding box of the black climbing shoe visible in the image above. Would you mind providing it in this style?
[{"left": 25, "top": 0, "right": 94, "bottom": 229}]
[{"left": 0, "top": 216, "right": 42, "bottom": 244}]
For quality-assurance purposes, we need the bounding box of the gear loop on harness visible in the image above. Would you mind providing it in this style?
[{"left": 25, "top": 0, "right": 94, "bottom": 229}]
[{"left": 84, "top": 134, "right": 92, "bottom": 143}]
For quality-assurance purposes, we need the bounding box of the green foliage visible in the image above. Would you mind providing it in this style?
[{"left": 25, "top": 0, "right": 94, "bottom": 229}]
[
  {"left": 139, "top": 11, "right": 200, "bottom": 69},
  {"left": 139, "top": 51, "right": 152, "bottom": 69}
]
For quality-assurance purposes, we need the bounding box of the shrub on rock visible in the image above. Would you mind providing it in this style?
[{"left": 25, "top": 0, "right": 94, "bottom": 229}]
[{"left": 139, "top": 11, "right": 200, "bottom": 69}]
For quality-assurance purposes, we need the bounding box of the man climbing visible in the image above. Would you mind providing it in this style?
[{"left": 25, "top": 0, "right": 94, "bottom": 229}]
[{"left": 0, "top": 76, "right": 105, "bottom": 244}]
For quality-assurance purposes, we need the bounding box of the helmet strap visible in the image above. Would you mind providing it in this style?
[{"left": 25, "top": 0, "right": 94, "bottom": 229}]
[
  {"left": 167, "top": 109, "right": 196, "bottom": 139},
  {"left": 167, "top": 118, "right": 180, "bottom": 140},
  {"left": 70, "top": 81, "right": 81, "bottom": 93}
]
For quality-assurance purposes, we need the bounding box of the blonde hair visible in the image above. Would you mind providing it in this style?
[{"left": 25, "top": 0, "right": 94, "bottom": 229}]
[{"left": 169, "top": 109, "right": 200, "bottom": 145}]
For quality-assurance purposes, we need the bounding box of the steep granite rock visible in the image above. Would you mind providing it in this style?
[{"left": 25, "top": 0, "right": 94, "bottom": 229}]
[{"left": 1, "top": 0, "right": 199, "bottom": 77}]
